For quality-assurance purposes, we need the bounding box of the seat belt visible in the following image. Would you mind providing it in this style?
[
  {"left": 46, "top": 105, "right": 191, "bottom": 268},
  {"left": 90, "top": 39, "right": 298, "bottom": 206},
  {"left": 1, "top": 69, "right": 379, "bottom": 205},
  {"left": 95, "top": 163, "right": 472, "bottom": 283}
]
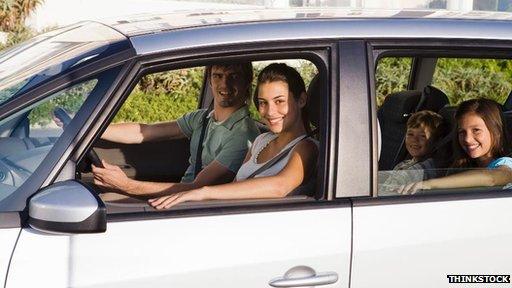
[
  {"left": 193, "top": 108, "right": 211, "bottom": 178},
  {"left": 246, "top": 134, "right": 310, "bottom": 179}
]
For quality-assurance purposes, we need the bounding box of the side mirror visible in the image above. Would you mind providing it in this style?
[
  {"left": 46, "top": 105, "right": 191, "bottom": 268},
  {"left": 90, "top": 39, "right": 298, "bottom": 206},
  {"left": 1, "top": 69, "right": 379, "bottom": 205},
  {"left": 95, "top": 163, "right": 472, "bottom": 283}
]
[{"left": 29, "top": 180, "right": 106, "bottom": 234}]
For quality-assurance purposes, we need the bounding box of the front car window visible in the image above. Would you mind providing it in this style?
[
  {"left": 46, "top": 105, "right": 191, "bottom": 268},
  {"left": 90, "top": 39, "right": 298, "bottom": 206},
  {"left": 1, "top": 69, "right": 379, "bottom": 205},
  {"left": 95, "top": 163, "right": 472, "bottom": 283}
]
[
  {"left": 0, "top": 22, "right": 125, "bottom": 105},
  {"left": 0, "top": 79, "right": 98, "bottom": 203}
]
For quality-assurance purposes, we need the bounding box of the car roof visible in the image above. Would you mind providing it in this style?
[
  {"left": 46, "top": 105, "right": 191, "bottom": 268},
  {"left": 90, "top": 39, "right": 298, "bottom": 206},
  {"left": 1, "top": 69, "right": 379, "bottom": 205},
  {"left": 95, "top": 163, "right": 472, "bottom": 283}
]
[
  {"left": 100, "top": 7, "right": 512, "bottom": 37},
  {"left": 98, "top": 8, "right": 512, "bottom": 56}
]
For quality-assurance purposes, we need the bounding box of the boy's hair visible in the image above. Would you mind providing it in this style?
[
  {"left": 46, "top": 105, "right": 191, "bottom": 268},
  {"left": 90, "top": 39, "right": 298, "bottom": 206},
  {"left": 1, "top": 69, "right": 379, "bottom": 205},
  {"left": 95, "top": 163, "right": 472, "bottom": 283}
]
[{"left": 407, "top": 110, "right": 444, "bottom": 142}]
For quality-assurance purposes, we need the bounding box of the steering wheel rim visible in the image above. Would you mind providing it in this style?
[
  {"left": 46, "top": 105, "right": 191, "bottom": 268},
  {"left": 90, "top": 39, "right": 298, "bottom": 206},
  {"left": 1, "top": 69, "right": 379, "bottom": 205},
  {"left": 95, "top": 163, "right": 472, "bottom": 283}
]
[{"left": 53, "top": 107, "right": 103, "bottom": 168}]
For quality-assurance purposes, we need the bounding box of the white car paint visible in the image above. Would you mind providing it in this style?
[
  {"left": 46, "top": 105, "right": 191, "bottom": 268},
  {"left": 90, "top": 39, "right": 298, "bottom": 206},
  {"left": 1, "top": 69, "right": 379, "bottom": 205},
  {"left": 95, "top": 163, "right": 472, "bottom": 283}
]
[
  {"left": 351, "top": 197, "right": 512, "bottom": 288},
  {"left": 7, "top": 207, "right": 351, "bottom": 287},
  {"left": 0, "top": 228, "right": 19, "bottom": 286}
]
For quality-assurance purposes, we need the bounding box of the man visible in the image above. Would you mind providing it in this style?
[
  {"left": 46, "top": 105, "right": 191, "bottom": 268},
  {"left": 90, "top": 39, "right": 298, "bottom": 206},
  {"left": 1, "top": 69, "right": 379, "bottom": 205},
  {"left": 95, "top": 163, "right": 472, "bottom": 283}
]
[{"left": 92, "top": 62, "right": 260, "bottom": 197}]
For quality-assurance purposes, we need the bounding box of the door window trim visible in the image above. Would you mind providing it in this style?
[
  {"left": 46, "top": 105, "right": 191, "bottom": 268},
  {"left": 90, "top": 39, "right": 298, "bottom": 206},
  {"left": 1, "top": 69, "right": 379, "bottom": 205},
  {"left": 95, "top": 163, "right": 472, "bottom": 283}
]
[
  {"left": 367, "top": 38, "right": 512, "bottom": 203},
  {"left": 80, "top": 42, "right": 342, "bottom": 220}
]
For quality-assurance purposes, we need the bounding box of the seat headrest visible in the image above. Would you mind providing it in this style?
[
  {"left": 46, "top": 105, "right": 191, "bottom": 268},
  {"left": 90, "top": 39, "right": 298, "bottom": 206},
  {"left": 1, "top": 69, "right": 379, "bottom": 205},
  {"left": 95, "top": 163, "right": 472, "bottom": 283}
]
[
  {"left": 503, "top": 90, "right": 512, "bottom": 111},
  {"left": 421, "top": 85, "right": 449, "bottom": 112},
  {"left": 438, "top": 105, "right": 458, "bottom": 129},
  {"left": 306, "top": 73, "right": 323, "bottom": 128},
  {"left": 379, "top": 90, "right": 422, "bottom": 123}
]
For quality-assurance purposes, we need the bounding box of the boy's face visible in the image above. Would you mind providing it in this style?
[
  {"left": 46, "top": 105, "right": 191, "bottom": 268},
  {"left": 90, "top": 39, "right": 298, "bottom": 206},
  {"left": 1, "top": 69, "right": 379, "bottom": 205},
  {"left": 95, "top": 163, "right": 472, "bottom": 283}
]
[{"left": 405, "top": 125, "right": 432, "bottom": 159}]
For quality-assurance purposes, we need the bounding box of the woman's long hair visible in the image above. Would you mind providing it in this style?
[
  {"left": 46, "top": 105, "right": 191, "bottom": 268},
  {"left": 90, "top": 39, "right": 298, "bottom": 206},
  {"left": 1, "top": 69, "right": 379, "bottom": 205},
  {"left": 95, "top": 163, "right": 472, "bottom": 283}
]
[
  {"left": 253, "top": 63, "right": 311, "bottom": 134},
  {"left": 452, "top": 98, "right": 510, "bottom": 168}
]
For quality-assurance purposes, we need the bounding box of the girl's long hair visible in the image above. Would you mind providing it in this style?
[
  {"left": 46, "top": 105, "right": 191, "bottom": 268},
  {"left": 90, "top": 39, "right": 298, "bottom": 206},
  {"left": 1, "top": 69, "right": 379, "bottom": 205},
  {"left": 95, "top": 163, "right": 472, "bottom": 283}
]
[
  {"left": 452, "top": 98, "right": 510, "bottom": 168},
  {"left": 253, "top": 63, "right": 311, "bottom": 134}
]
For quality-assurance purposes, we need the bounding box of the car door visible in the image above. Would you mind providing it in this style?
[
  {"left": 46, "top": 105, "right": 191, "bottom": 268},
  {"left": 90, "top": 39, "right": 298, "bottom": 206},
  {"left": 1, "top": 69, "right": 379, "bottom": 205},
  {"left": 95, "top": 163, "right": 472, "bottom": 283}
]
[
  {"left": 349, "top": 40, "right": 512, "bottom": 288},
  {"left": 8, "top": 203, "right": 352, "bottom": 288},
  {"left": 7, "top": 41, "right": 353, "bottom": 287},
  {"left": 0, "top": 218, "right": 19, "bottom": 287}
]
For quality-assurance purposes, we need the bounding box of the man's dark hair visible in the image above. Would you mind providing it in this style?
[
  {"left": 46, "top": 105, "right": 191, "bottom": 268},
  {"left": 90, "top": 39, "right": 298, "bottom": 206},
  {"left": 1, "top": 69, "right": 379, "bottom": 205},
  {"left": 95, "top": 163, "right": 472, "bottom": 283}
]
[{"left": 205, "top": 61, "right": 253, "bottom": 100}]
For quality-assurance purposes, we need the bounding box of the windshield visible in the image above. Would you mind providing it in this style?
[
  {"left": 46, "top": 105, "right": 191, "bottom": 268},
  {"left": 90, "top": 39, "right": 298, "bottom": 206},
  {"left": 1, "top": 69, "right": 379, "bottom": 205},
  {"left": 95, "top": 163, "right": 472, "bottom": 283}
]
[{"left": 0, "top": 22, "right": 126, "bottom": 105}]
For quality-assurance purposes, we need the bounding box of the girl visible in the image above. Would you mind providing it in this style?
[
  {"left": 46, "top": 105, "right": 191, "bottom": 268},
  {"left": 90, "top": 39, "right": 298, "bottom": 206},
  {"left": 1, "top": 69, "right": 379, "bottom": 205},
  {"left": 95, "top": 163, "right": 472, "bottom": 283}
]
[
  {"left": 399, "top": 98, "right": 512, "bottom": 194},
  {"left": 149, "top": 63, "right": 319, "bottom": 209}
]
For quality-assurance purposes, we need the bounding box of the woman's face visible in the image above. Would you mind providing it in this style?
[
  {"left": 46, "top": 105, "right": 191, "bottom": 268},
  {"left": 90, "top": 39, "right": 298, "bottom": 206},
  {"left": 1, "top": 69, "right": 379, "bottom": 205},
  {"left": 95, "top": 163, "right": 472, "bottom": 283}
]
[
  {"left": 457, "top": 112, "right": 493, "bottom": 162},
  {"left": 257, "top": 80, "right": 303, "bottom": 134}
]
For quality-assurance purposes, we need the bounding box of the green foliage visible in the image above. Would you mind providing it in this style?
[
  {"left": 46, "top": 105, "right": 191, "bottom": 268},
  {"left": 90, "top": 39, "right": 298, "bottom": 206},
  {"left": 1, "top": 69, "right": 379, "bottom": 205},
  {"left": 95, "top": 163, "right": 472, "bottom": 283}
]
[
  {"left": 375, "top": 57, "right": 412, "bottom": 106},
  {"left": 28, "top": 80, "right": 96, "bottom": 126},
  {"left": 113, "top": 68, "right": 203, "bottom": 123},
  {"left": 114, "top": 61, "right": 318, "bottom": 123},
  {"left": 0, "top": 0, "right": 43, "bottom": 32},
  {"left": 376, "top": 57, "right": 512, "bottom": 107},
  {"left": 432, "top": 58, "right": 512, "bottom": 105},
  {"left": 0, "top": 0, "right": 42, "bottom": 50}
]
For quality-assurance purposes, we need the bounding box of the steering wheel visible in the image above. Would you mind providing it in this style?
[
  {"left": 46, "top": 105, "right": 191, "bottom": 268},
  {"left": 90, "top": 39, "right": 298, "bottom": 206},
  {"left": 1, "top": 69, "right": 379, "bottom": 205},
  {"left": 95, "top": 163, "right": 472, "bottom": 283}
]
[{"left": 53, "top": 107, "right": 104, "bottom": 169}]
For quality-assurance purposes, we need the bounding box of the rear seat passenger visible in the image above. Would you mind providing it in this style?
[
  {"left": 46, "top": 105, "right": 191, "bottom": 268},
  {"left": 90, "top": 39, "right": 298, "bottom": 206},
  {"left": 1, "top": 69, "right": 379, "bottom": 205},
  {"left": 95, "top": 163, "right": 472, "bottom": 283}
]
[{"left": 378, "top": 85, "right": 449, "bottom": 170}]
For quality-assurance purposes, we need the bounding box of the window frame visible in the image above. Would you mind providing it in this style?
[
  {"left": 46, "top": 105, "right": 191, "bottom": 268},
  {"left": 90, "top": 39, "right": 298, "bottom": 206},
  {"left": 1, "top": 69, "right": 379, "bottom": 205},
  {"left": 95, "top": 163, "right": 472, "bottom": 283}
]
[
  {"left": 78, "top": 40, "right": 343, "bottom": 221},
  {"left": 0, "top": 64, "right": 129, "bottom": 213},
  {"left": 368, "top": 38, "right": 512, "bottom": 203}
]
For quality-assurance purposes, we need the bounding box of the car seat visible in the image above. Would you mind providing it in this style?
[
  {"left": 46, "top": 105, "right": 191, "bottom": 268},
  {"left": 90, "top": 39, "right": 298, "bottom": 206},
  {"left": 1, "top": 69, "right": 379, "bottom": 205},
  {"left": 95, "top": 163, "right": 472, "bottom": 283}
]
[
  {"left": 377, "top": 90, "right": 422, "bottom": 170},
  {"left": 287, "top": 72, "right": 324, "bottom": 198},
  {"left": 502, "top": 90, "right": 512, "bottom": 111},
  {"left": 390, "top": 85, "right": 450, "bottom": 167}
]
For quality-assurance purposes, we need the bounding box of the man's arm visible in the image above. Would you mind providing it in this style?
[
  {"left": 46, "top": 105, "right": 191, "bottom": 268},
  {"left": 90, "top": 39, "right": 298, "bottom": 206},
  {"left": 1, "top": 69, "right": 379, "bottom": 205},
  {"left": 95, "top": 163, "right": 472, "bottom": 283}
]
[
  {"left": 101, "top": 121, "right": 185, "bottom": 144},
  {"left": 93, "top": 160, "right": 235, "bottom": 197}
]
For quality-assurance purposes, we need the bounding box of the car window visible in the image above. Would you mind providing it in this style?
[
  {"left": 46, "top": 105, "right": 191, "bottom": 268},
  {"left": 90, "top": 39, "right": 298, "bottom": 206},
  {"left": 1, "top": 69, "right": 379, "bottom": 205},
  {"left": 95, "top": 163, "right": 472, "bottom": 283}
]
[
  {"left": 375, "top": 57, "right": 413, "bottom": 107},
  {"left": 377, "top": 55, "right": 512, "bottom": 196},
  {"left": 432, "top": 58, "right": 512, "bottom": 105},
  {"left": 113, "top": 67, "right": 203, "bottom": 123},
  {"left": 0, "top": 79, "right": 97, "bottom": 203},
  {"left": 89, "top": 58, "right": 324, "bottom": 212},
  {"left": 0, "top": 22, "right": 125, "bottom": 106}
]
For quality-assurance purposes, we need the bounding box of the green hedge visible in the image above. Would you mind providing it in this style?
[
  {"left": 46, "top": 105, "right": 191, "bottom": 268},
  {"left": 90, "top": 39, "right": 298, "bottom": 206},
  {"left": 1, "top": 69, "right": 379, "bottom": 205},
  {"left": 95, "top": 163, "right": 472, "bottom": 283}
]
[
  {"left": 376, "top": 57, "right": 512, "bottom": 107},
  {"left": 113, "top": 61, "right": 317, "bottom": 123},
  {"left": 25, "top": 57, "right": 512, "bottom": 126},
  {"left": 113, "top": 68, "right": 203, "bottom": 123}
]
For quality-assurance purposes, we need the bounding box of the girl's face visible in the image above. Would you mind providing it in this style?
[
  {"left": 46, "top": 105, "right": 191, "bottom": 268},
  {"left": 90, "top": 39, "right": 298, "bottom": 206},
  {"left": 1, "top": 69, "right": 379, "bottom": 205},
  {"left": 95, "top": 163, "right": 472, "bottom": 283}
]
[
  {"left": 405, "top": 125, "right": 432, "bottom": 160},
  {"left": 457, "top": 112, "right": 493, "bottom": 162},
  {"left": 257, "top": 80, "right": 304, "bottom": 134}
]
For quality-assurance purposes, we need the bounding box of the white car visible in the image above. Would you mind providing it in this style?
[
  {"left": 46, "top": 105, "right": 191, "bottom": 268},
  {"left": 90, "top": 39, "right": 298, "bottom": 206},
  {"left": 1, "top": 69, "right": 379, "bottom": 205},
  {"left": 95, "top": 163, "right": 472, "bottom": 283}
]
[{"left": 0, "top": 8, "right": 511, "bottom": 288}]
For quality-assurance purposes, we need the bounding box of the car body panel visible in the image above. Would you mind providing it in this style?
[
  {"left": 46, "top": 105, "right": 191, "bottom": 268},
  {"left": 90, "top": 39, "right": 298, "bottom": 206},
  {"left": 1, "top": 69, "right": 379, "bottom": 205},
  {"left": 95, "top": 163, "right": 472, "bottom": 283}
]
[
  {"left": 130, "top": 18, "right": 512, "bottom": 56},
  {"left": 0, "top": 228, "right": 19, "bottom": 286},
  {"left": 106, "top": 9, "right": 512, "bottom": 37},
  {"left": 351, "top": 196, "right": 512, "bottom": 287},
  {"left": 6, "top": 228, "right": 71, "bottom": 287},
  {"left": 8, "top": 207, "right": 351, "bottom": 288}
]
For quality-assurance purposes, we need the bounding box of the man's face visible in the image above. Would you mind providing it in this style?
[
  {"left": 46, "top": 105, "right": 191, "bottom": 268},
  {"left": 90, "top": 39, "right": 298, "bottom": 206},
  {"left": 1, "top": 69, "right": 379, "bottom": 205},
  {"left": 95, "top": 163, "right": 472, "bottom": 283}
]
[{"left": 210, "top": 65, "right": 248, "bottom": 108}]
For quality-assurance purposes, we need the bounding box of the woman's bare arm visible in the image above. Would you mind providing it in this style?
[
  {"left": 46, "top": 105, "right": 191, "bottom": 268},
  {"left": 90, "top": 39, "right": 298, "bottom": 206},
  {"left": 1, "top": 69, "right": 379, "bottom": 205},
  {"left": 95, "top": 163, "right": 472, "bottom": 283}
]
[{"left": 149, "top": 140, "right": 318, "bottom": 209}]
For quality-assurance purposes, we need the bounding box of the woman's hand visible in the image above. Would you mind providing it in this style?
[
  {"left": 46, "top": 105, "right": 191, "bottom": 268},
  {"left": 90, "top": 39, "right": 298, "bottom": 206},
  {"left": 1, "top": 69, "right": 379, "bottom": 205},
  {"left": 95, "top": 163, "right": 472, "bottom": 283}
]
[
  {"left": 148, "top": 188, "right": 206, "bottom": 210},
  {"left": 397, "top": 180, "right": 431, "bottom": 195}
]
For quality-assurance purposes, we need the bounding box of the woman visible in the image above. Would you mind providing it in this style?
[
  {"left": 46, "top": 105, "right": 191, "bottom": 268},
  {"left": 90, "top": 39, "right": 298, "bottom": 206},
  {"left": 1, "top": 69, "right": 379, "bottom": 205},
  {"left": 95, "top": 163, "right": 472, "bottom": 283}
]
[
  {"left": 399, "top": 98, "right": 512, "bottom": 194},
  {"left": 149, "top": 63, "right": 319, "bottom": 209}
]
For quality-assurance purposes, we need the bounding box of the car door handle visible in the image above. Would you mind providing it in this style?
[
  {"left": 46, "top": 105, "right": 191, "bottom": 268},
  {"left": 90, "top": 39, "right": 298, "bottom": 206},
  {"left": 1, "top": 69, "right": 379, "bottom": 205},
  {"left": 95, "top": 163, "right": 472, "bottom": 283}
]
[{"left": 269, "top": 265, "right": 338, "bottom": 287}]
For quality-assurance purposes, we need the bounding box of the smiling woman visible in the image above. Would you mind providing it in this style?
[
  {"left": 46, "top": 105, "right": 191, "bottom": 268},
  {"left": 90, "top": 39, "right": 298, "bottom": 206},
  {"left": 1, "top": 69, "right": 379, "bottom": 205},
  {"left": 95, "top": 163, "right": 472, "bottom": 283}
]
[
  {"left": 147, "top": 63, "right": 319, "bottom": 209},
  {"left": 397, "top": 98, "right": 512, "bottom": 194}
]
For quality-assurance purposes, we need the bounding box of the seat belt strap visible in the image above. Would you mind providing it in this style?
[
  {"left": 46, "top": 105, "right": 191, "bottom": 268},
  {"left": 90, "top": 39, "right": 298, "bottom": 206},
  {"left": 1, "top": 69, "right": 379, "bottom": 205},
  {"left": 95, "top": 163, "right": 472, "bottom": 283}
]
[
  {"left": 194, "top": 110, "right": 210, "bottom": 178},
  {"left": 246, "top": 134, "right": 310, "bottom": 179}
]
